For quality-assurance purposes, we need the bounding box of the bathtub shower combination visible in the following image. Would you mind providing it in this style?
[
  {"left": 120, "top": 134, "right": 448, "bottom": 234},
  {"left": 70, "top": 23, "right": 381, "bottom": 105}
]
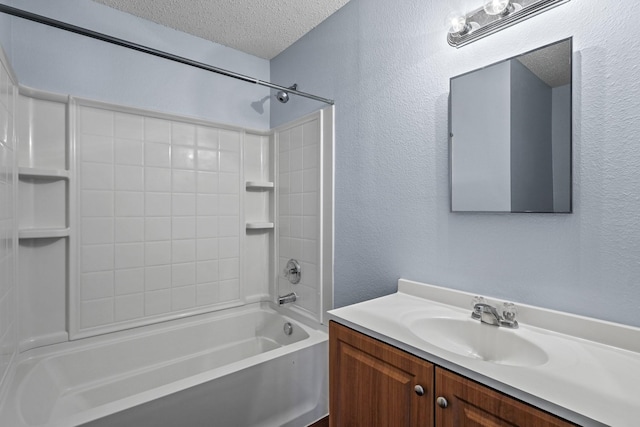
[{"left": 0, "top": 28, "right": 334, "bottom": 426}]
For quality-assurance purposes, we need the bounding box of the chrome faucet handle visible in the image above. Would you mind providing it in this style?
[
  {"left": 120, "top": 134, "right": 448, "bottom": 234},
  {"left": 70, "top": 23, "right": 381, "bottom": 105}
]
[
  {"left": 500, "top": 302, "right": 519, "bottom": 328},
  {"left": 502, "top": 302, "right": 517, "bottom": 321},
  {"left": 471, "top": 296, "right": 486, "bottom": 319},
  {"left": 471, "top": 296, "right": 486, "bottom": 308},
  {"left": 282, "top": 259, "right": 301, "bottom": 284}
]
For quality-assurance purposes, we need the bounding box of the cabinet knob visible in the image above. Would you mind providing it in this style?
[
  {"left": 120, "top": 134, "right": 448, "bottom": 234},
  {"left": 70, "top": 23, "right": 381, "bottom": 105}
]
[
  {"left": 436, "top": 396, "right": 448, "bottom": 408},
  {"left": 414, "top": 385, "right": 425, "bottom": 396}
]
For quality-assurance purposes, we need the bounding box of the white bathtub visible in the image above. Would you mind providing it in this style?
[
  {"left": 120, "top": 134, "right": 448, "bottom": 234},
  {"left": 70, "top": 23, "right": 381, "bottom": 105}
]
[{"left": 0, "top": 304, "right": 328, "bottom": 427}]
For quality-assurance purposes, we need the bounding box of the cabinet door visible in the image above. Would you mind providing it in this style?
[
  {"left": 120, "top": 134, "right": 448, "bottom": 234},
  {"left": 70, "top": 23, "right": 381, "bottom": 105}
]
[
  {"left": 329, "top": 321, "right": 434, "bottom": 427},
  {"left": 435, "top": 368, "right": 576, "bottom": 427}
]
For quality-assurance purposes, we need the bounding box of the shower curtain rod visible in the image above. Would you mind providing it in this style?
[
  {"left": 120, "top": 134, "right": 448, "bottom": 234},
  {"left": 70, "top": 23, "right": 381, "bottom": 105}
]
[{"left": 0, "top": 4, "right": 335, "bottom": 105}]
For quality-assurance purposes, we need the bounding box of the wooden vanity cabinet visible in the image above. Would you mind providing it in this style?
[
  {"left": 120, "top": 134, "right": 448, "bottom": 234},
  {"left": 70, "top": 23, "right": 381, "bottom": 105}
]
[
  {"left": 329, "top": 321, "right": 576, "bottom": 427},
  {"left": 329, "top": 321, "right": 434, "bottom": 427}
]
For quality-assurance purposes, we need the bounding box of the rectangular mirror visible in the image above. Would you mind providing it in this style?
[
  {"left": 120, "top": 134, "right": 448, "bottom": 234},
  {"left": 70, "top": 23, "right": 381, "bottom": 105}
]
[{"left": 449, "top": 38, "right": 572, "bottom": 213}]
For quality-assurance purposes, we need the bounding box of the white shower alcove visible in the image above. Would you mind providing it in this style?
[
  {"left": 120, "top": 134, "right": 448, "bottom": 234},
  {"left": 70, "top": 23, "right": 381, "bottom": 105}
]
[
  {"left": 14, "top": 90, "right": 333, "bottom": 341},
  {"left": 5, "top": 66, "right": 334, "bottom": 425}
]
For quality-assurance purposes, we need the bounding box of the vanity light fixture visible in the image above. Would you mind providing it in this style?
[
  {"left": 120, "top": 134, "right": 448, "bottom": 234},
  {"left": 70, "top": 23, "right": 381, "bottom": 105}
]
[
  {"left": 447, "top": 0, "right": 570, "bottom": 48},
  {"left": 483, "top": 0, "right": 514, "bottom": 16},
  {"left": 446, "top": 12, "right": 471, "bottom": 36}
]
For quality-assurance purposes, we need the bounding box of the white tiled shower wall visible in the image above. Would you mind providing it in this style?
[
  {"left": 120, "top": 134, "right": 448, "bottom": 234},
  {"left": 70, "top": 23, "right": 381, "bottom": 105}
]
[
  {"left": 77, "top": 104, "right": 242, "bottom": 335},
  {"left": 0, "top": 51, "right": 17, "bottom": 386},
  {"left": 278, "top": 117, "right": 321, "bottom": 317},
  {"left": 2, "top": 75, "right": 328, "bottom": 349}
]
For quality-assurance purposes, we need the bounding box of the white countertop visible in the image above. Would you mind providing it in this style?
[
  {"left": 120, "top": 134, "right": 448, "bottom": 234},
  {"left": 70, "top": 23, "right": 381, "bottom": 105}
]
[{"left": 328, "top": 279, "right": 640, "bottom": 427}]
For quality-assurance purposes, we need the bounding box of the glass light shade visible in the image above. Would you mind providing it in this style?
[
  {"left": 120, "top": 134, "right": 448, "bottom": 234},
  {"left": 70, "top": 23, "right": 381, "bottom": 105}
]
[
  {"left": 446, "top": 13, "right": 468, "bottom": 35},
  {"left": 483, "top": 0, "right": 512, "bottom": 15}
]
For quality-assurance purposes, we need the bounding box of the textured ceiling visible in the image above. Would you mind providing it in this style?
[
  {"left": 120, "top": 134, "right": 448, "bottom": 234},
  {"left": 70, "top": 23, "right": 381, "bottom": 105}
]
[
  {"left": 90, "top": 0, "right": 351, "bottom": 59},
  {"left": 517, "top": 39, "right": 571, "bottom": 88}
]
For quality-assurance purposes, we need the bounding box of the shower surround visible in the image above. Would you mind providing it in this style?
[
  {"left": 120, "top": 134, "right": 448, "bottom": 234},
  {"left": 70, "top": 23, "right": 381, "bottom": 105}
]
[{"left": 0, "top": 37, "right": 334, "bottom": 424}]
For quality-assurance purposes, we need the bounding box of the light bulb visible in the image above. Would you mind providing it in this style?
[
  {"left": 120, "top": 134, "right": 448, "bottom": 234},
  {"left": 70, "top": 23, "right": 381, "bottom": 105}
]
[
  {"left": 446, "top": 12, "right": 470, "bottom": 35},
  {"left": 483, "top": 0, "right": 512, "bottom": 16}
]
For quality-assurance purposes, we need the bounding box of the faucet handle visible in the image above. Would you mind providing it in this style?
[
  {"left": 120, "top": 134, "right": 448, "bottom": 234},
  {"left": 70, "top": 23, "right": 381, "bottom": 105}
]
[
  {"left": 471, "top": 296, "right": 486, "bottom": 320},
  {"left": 282, "top": 259, "right": 301, "bottom": 284},
  {"left": 502, "top": 302, "right": 517, "bottom": 321},
  {"left": 471, "top": 296, "right": 486, "bottom": 309},
  {"left": 500, "top": 302, "right": 519, "bottom": 328}
]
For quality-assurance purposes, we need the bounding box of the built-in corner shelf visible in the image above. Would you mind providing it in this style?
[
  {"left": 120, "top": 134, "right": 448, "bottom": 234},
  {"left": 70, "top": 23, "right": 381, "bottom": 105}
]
[
  {"left": 19, "top": 227, "right": 70, "bottom": 239},
  {"left": 246, "top": 222, "right": 275, "bottom": 230},
  {"left": 19, "top": 167, "right": 69, "bottom": 180},
  {"left": 246, "top": 181, "right": 274, "bottom": 190}
]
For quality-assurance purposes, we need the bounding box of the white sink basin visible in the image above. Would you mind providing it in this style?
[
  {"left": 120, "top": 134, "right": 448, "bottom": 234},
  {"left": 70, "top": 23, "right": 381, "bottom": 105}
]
[{"left": 409, "top": 317, "right": 549, "bottom": 367}]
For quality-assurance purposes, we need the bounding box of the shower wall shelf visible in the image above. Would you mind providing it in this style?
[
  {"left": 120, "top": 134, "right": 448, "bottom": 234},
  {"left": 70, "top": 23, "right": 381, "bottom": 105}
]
[
  {"left": 246, "top": 222, "right": 275, "bottom": 230},
  {"left": 19, "top": 228, "right": 71, "bottom": 239},
  {"left": 18, "top": 167, "right": 69, "bottom": 180},
  {"left": 246, "top": 181, "right": 274, "bottom": 189},
  {"left": 243, "top": 131, "right": 275, "bottom": 309},
  {"left": 16, "top": 87, "right": 71, "bottom": 352},
  {"left": 18, "top": 172, "right": 68, "bottom": 240}
]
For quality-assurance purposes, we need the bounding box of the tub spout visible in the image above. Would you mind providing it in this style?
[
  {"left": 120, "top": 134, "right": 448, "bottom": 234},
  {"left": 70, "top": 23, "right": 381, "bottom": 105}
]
[{"left": 278, "top": 292, "right": 297, "bottom": 305}]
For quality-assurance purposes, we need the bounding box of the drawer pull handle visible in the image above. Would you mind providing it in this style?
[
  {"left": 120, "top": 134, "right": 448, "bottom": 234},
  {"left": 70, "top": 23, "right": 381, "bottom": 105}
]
[
  {"left": 437, "top": 396, "right": 448, "bottom": 408},
  {"left": 414, "top": 385, "right": 425, "bottom": 396}
]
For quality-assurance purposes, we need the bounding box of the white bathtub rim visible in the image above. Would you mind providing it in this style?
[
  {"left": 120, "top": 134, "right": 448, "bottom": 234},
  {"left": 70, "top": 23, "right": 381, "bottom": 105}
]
[
  {"left": 16, "top": 302, "right": 322, "bottom": 362},
  {"left": 2, "top": 303, "right": 327, "bottom": 427}
]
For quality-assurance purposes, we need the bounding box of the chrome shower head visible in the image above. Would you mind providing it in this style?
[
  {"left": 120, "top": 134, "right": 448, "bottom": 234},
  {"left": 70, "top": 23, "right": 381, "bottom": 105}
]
[{"left": 276, "top": 84, "right": 297, "bottom": 103}]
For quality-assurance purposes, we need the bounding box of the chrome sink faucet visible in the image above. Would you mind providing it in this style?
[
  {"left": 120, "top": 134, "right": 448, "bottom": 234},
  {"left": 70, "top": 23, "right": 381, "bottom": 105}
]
[
  {"left": 473, "top": 303, "right": 501, "bottom": 326},
  {"left": 471, "top": 297, "right": 518, "bottom": 329}
]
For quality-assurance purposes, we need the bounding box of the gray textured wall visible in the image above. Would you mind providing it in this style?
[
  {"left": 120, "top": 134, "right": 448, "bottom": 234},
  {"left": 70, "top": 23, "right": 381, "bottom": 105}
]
[
  {"left": 0, "top": 9, "right": 10, "bottom": 62},
  {"left": 271, "top": 0, "right": 640, "bottom": 327}
]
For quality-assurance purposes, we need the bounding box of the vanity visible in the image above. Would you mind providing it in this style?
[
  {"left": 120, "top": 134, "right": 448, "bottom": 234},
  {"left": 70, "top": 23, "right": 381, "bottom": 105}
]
[{"left": 327, "top": 279, "right": 640, "bottom": 426}]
